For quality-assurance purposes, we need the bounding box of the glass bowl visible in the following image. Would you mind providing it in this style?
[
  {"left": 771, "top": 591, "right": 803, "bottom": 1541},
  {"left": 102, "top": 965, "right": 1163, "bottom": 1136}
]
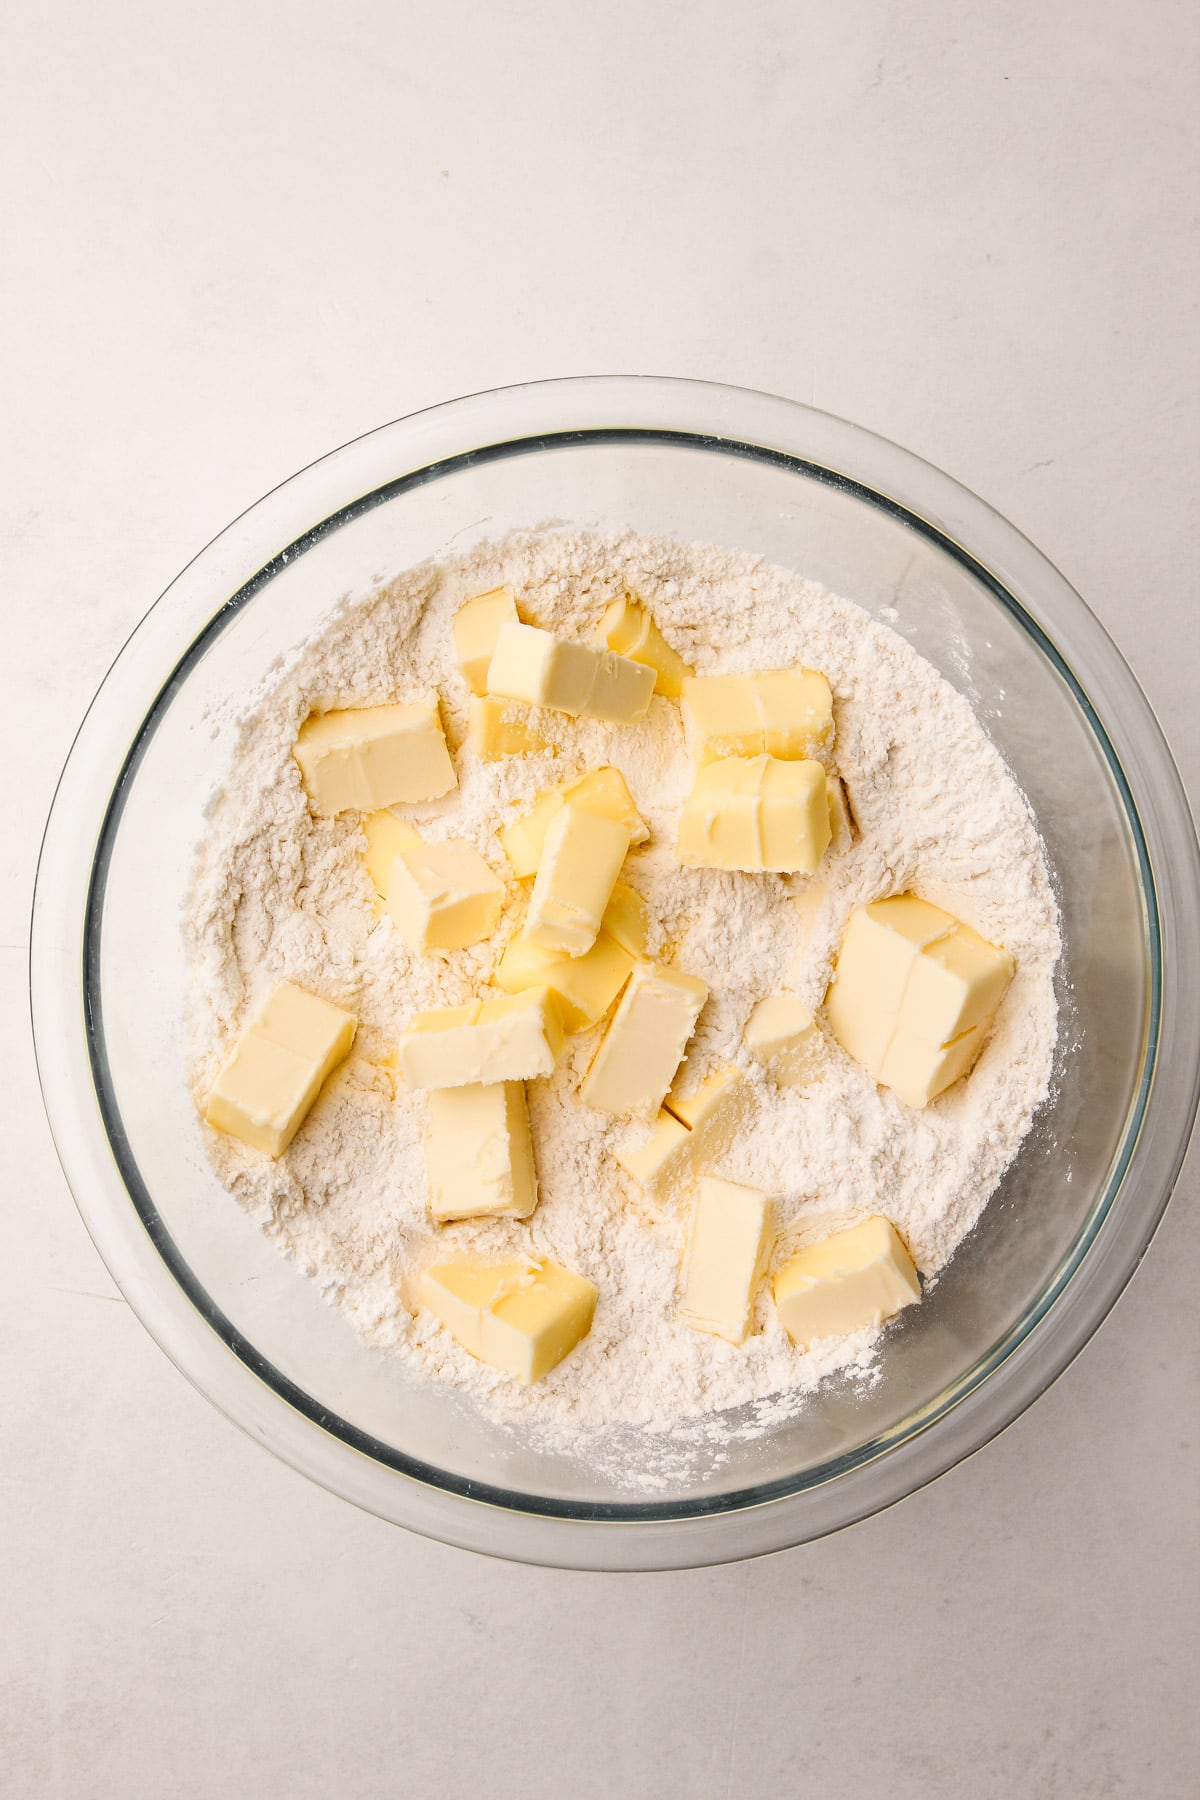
[{"left": 31, "top": 377, "right": 1200, "bottom": 1570}]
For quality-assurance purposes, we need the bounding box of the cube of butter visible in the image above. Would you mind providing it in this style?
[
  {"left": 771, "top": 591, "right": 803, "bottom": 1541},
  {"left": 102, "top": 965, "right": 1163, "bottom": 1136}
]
[
  {"left": 501, "top": 766, "right": 648, "bottom": 878},
  {"left": 744, "top": 994, "right": 820, "bottom": 1089},
  {"left": 419, "top": 1257, "right": 597, "bottom": 1382},
  {"left": 362, "top": 809, "right": 421, "bottom": 902},
  {"left": 203, "top": 981, "right": 356, "bottom": 1157},
  {"left": 381, "top": 834, "right": 505, "bottom": 953},
  {"left": 680, "top": 1176, "right": 774, "bottom": 1344},
  {"left": 580, "top": 962, "right": 708, "bottom": 1119},
  {"left": 524, "top": 803, "right": 630, "bottom": 957},
  {"left": 453, "top": 586, "right": 520, "bottom": 695},
  {"left": 488, "top": 621, "right": 656, "bottom": 724},
  {"left": 773, "top": 1216, "right": 920, "bottom": 1348},
  {"left": 294, "top": 699, "right": 456, "bottom": 814},
  {"left": 495, "top": 928, "right": 634, "bottom": 1032},
  {"left": 398, "top": 988, "right": 563, "bottom": 1089},
  {"left": 614, "top": 1110, "right": 694, "bottom": 1204},
  {"left": 601, "top": 879, "right": 650, "bottom": 958},
  {"left": 825, "top": 894, "right": 1015, "bottom": 1107},
  {"left": 617, "top": 1063, "right": 750, "bottom": 1204},
  {"left": 681, "top": 668, "right": 833, "bottom": 766},
  {"left": 677, "top": 755, "right": 831, "bottom": 874},
  {"left": 468, "top": 694, "right": 550, "bottom": 760},
  {"left": 592, "top": 594, "right": 694, "bottom": 698},
  {"left": 425, "top": 1081, "right": 538, "bottom": 1222}
]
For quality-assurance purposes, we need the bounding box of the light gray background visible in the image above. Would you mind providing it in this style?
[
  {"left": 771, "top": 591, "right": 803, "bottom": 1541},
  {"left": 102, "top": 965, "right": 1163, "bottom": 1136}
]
[{"left": 4, "top": 3, "right": 1197, "bottom": 1795}]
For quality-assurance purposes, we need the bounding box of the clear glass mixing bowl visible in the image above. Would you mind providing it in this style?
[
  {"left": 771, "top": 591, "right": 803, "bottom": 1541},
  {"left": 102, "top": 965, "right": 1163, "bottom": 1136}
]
[{"left": 31, "top": 377, "right": 1200, "bottom": 1569}]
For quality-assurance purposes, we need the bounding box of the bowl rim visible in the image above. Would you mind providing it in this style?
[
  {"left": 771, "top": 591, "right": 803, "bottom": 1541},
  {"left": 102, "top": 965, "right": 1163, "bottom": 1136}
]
[{"left": 30, "top": 375, "right": 1200, "bottom": 1569}]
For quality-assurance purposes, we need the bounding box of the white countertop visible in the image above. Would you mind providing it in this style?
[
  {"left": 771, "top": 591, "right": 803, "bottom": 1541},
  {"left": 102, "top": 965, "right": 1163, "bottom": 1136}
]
[{"left": 4, "top": 3, "right": 1197, "bottom": 1794}]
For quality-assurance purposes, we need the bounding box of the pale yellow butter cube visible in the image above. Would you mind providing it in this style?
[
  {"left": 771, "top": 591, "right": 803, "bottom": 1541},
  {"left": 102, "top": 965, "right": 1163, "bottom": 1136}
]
[
  {"left": 501, "top": 766, "right": 648, "bottom": 877},
  {"left": 494, "top": 929, "right": 634, "bottom": 1032},
  {"left": 826, "top": 773, "right": 856, "bottom": 852},
  {"left": 425, "top": 1082, "right": 538, "bottom": 1222},
  {"left": 487, "top": 621, "right": 655, "bottom": 724},
  {"left": 664, "top": 1064, "right": 749, "bottom": 1159},
  {"left": 677, "top": 755, "right": 831, "bottom": 874},
  {"left": 419, "top": 1257, "right": 597, "bottom": 1382},
  {"left": 362, "top": 809, "right": 422, "bottom": 901},
  {"left": 453, "top": 586, "right": 520, "bottom": 695},
  {"left": 825, "top": 895, "right": 1015, "bottom": 1107},
  {"left": 744, "top": 994, "right": 819, "bottom": 1089},
  {"left": 524, "top": 803, "right": 630, "bottom": 957},
  {"left": 614, "top": 1110, "right": 694, "bottom": 1202},
  {"left": 398, "top": 988, "right": 564, "bottom": 1088},
  {"left": 602, "top": 879, "right": 650, "bottom": 958},
  {"left": 580, "top": 963, "right": 708, "bottom": 1119},
  {"left": 592, "top": 594, "right": 694, "bottom": 698},
  {"left": 381, "top": 835, "right": 504, "bottom": 952},
  {"left": 294, "top": 699, "right": 456, "bottom": 814},
  {"left": 773, "top": 1216, "right": 921, "bottom": 1348},
  {"left": 680, "top": 1176, "right": 774, "bottom": 1344},
  {"left": 203, "top": 981, "right": 356, "bottom": 1157},
  {"left": 682, "top": 668, "right": 833, "bottom": 766},
  {"left": 468, "top": 694, "right": 550, "bottom": 759}
]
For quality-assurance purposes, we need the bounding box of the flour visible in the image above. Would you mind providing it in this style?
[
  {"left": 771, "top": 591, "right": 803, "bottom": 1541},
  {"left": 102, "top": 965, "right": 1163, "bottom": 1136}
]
[{"left": 185, "top": 527, "right": 1061, "bottom": 1453}]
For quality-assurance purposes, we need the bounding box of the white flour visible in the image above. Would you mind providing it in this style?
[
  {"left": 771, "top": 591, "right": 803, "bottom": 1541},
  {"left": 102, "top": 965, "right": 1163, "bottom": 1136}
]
[{"left": 185, "top": 527, "right": 1060, "bottom": 1453}]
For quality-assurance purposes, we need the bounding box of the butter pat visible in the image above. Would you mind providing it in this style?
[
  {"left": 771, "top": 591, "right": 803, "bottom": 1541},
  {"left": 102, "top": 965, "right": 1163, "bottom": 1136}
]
[
  {"left": 381, "top": 834, "right": 504, "bottom": 952},
  {"left": 618, "top": 1063, "right": 749, "bottom": 1203},
  {"left": 425, "top": 1082, "right": 537, "bottom": 1221},
  {"left": 495, "top": 929, "right": 633, "bottom": 1032},
  {"left": 453, "top": 586, "right": 520, "bottom": 695},
  {"left": 524, "top": 803, "right": 630, "bottom": 956},
  {"left": 601, "top": 879, "right": 650, "bottom": 958},
  {"left": 487, "top": 621, "right": 655, "bottom": 724},
  {"left": 773, "top": 1216, "right": 921, "bottom": 1348},
  {"left": 592, "top": 595, "right": 693, "bottom": 698},
  {"left": 362, "top": 809, "right": 421, "bottom": 901},
  {"left": 204, "top": 981, "right": 356, "bottom": 1157},
  {"left": 614, "top": 1110, "right": 693, "bottom": 1202},
  {"left": 682, "top": 669, "right": 833, "bottom": 765},
  {"left": 744, "top": 994, "right": 819, "bottom": 1089},
  {"left": 826, "top": 894, "right": 1015, "bottom": 1106},
  {"left": 468, "top": 694, "right": 549, "bottom": 759},
  {"left": 501, "top": 766, "right": 648, "bottom": 878},
  {"left": 294, "top": 700, "right": 455, "bottom": 814},
  {"left": 677, "top": 755, "right": 831, "bottom": 874},
  {"left": 680, "top": 1177, "right": 773, "bottom": 1344},
  {"left": 580, "top": 963, "right": 708, "bottom": 1119},
  {"left": 398, "top": 989, "right": 563, "bottom": 1088},
  {"left": 419, "top": 1257, "right": 597, "bottom": 1382}
]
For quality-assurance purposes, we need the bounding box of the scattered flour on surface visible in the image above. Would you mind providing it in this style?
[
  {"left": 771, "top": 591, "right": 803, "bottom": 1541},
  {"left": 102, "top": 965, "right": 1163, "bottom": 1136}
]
[{"left": 185, "top": 527, "right": 1061, "bottom": 1458}]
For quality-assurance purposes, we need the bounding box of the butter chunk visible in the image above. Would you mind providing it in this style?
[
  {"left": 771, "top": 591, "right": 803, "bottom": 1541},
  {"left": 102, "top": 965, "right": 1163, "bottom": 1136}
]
[
  {"left": 382, "top": 834, "right": 504, "bottom": 953},
  {"left": 495, "top": 929, "right": 633, "bottom": 1032},
  {"left": 204, "top": 981, "right": 356, "bottom": 1157},
  {"left": 677, "top": 755, "right": 831, "bottom": 874},
  {"left": 602, "top": 879, "right": 650, "bottom": 958},
  {"left": 453, "top": 586, "right": 520, "bottom": 695},
  {"left": 773, "top": 1216, "right": 920, "bottom": 1348},
  {"left": 501, "top": 766, "right": 648, "bottom": 878},
  {"left": 745, "top": 994, "right": 819, "bottom": 1089},
  {"left": 425, "top": 1082, "right": 537, "bottom": 1222},
  {"left": 468, "top": 694, "right": 550, "bottom": 759},
  {"left": 398, "top": 988, "right": 563, "bottom": 1088},
  {"left": 420, "top": 1257, "right": 597, "bottom": 1382},
  {"left": 488, "top": 621, "right": 655, "bottom": 724},
  {"left": 592, "top": 595, "right": 694, "bottom": 698},
  {"left": 524, "top": 803, "right": 630, "bottom": 957},
  {"left": 680, "top": 1177, "right": 773, "bottom": 1344},
  {"left": 294, "top": 699, "right": 456, "bottom": 814},
  {"left": 580, "top": 963, "right": 708, "bottom": 1119},
  {"left": 362, "top": 809, "right": 421, "bottom": 902},
  {"left": 682, "top": 668, "right": 833, "bottom": 766},
  {"left": 826, "top": 894, "right": 1015, "bottom": 1106},
  {"left": 615, "top": 1110, "right": 694, "bottom": 1203}
]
